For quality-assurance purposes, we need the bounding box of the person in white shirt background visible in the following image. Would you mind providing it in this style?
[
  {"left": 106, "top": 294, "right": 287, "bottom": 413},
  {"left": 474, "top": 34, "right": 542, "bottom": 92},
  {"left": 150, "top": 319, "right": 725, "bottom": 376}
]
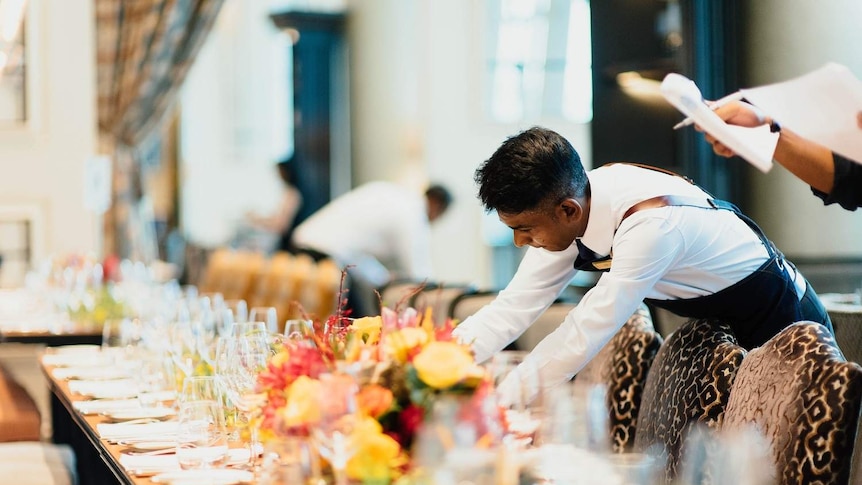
[
  {"left": 453, "top": 126, "right": 832, "bottom": 402},
  {"left": 292, "top": 181, "right": 452, "bottom": 316}
]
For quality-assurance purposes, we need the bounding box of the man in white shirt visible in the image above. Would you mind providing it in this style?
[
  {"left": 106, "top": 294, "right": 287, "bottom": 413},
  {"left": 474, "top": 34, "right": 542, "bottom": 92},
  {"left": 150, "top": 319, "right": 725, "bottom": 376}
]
[
  {"left": 292, "top": 181, "right": 451, "bottom": 316},
  {"left": 453, "top": 126, "right": 832, "bottom": 398}
]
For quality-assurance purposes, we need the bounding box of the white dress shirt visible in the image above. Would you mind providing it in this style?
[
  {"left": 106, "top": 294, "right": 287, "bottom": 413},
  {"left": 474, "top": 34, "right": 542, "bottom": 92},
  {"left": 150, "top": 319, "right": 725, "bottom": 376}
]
[
  {"left": 453, "top": 164, "right": 800, "bottom": 396},
  {"left": 292, "top": 181, "right": 434, "bottom": 286}
]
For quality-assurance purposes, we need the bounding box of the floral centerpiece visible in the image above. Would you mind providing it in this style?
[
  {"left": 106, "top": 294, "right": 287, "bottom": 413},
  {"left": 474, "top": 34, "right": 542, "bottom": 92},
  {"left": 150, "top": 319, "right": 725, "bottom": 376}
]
[{"left": 254, "top": 295, "right": 492, "bottom": 484}]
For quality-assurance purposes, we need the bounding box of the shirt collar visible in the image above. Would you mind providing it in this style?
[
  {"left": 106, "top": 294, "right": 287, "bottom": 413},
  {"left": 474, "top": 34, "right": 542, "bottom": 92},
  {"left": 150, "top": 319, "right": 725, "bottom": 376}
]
[{"left": 576, "top": 168, "right": 615, "bottom": 257}]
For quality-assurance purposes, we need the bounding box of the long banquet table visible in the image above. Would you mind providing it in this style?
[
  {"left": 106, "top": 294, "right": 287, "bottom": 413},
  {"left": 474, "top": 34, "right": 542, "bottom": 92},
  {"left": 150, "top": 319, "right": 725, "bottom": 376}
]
[{"left": 42, "top": 356, "right": 147, "bottom": 485}]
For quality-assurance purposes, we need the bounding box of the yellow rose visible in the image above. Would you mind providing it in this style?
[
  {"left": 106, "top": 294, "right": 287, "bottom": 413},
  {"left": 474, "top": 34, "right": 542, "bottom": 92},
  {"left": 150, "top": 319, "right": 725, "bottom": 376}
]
[
  {"left": 412, "top": 341, "right": 475, "bottom": 389},
  {"left": 346, "top": 417, "right": 403, "bottom": 481},
  {"left": 385, "top": 327, "right": 429, "bottom": 363},
  {"left": 278, "top": 376, "right": 321, "bottom": 427},
  {"left": 350, "top": 316, "right": 383, "bottom": 345}
]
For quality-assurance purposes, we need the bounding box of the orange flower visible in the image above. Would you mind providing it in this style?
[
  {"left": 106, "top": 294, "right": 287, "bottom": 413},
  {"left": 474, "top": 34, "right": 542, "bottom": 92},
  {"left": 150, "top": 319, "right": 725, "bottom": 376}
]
[{"left": 357, "top": 384, "right": 394, "bottom": 419}]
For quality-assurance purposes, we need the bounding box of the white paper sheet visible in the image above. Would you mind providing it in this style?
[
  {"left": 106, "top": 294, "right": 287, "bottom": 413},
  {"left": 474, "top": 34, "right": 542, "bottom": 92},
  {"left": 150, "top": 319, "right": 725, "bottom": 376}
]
[
  {"left": 741, "top": 63, "right": 862, "bottom": 165},
  {"left": 661, "top": 73, "right": 778, "bottom": 172}
]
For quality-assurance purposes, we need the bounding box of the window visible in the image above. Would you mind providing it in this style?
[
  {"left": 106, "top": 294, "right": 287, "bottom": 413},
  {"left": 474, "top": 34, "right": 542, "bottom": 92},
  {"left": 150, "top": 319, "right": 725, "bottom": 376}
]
[{"left": 484, "top": 0, "right": 592, "bottom": 123}]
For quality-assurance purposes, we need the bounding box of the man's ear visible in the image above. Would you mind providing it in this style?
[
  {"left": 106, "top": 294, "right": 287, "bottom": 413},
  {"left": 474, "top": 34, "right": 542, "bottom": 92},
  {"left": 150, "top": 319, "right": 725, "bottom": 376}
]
[{"left": 558, "top": 198, "right": 583, "bottom": 222}]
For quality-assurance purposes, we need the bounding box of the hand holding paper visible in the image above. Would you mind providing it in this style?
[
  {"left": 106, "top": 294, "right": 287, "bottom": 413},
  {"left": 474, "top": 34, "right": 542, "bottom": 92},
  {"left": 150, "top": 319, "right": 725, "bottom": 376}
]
[{"left": 661, "top": 73, "right": 778, "bottom": 172}]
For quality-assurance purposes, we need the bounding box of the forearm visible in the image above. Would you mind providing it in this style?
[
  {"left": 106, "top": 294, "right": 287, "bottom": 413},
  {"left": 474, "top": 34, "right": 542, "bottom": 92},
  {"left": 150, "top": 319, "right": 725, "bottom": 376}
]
[{"left": 772, "top": 127, "right": 835, "bottom": 194}]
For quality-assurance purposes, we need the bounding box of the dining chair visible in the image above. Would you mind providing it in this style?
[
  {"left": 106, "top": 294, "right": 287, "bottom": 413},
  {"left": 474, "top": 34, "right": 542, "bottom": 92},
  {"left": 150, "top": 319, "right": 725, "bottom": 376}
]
[
  {"left": 516, "top": 300, "right": 579, "bottom": 351},
  {"left": 376, "top": 279, "right": 432, "bottom": 313},
  {"left": 633, "top": 318, "right": 746, "bottom": 482},
  {"left": 828, "top": 308, "right": 862, "bottom": 364},
  {"left": 722, "top": 321, "right": 862, "bottom": 485},
  {"left": 449, "top": 290, "right": 499, "bottom": 323},
  {"left": 573, "top": 304, "right": 663, "bottom": 452},
  {"left": 0, "top": 365, "right": 40, "bottom": 442},
  {"left": 412, "top": 283, "right": 477, "bottom": 325}
]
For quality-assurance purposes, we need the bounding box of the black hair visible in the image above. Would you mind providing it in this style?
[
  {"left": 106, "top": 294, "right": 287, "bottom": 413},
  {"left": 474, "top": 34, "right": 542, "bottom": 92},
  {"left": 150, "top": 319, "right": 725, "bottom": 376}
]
[
  {"left": 276, "top": 156, "right": 297, "bottom": 186},
  {"left": 425, "top": 184, "right": 453, "bottom": 213},
  {"left": 474, "top": 126, "right": 588, "bottom": 214}
]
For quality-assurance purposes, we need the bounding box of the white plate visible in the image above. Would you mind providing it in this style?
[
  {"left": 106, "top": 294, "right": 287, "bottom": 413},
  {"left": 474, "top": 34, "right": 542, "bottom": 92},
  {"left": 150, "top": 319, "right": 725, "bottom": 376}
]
[
  {"left": 151, "top": 469, "right": 254, "bottom": 484},
  {"left": 127, "top": 440, "right": 178, "bottom": 451},
  {"left": 80, "top": 387, "right": 140, "bottom": 400},
  {"left": 105, "top": 407, "right": 176, "bottom": 422}
]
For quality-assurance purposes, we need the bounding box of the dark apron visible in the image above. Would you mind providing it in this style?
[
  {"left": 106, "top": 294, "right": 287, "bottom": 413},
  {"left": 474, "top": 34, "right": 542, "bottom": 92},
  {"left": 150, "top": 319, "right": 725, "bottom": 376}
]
[{"left": 574, "top": 196, "right": 832, "bottom": 350}]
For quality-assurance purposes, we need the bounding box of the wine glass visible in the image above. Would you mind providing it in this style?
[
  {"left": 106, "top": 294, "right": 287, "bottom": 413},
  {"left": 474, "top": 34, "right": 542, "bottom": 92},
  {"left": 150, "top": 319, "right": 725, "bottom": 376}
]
[
  {"left": 283, "top": 319, "right": 313, "bottom": 341},
  {"left": 313, "top": 373, "right": 359, "bottom": 485},
  {"left": 249, "top": 306, "right": 279, "bottom": 333},
  {"left": 176, "top": 399, "right": 230, "bottom": 470},
  {"left": 224, "top": 299, "right": 249, "bottom": 324},
  {"left": 221, "top": 331, "right": 270, "bottom": 468},
  {"left": 489, "top": 350, "right": 542, "bottom": 445}
]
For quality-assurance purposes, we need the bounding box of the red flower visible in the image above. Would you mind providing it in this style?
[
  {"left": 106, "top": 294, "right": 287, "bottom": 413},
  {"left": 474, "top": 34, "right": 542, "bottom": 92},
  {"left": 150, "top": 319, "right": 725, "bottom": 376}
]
[{"left": 393, "top": 404, "right": 424, "bottom": 448}]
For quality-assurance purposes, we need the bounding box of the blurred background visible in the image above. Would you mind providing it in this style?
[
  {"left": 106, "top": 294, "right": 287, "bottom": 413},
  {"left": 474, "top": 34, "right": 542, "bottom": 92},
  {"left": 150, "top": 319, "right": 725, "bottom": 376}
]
[{"left": 0, "top": 0, "right": 860, "bottom": 295}]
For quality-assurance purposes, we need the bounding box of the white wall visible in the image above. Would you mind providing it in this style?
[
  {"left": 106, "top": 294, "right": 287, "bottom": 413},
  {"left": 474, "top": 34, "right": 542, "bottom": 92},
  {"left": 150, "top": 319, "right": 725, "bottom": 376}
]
[
  {"left": 743, "top": 0, "right": 862, "bottom": 258},
  {"left": 347, "top": 0, "right": 591, "bottom": 287},
  {"left": 180, "top": 0, "right": 293, "bottom": 248},
  {"left": 0, "top": 0, "right": 97, "bottom": 268}
]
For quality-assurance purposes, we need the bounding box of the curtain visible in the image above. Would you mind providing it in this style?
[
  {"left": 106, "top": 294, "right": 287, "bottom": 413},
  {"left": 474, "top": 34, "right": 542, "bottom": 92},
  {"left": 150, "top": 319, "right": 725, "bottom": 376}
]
[{"left": 95, "top": 0, "right": 224, "bottom": 260}]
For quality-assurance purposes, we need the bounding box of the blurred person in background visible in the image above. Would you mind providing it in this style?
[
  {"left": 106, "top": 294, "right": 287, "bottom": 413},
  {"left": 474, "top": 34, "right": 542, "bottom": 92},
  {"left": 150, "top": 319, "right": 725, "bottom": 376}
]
[
  {"left": 244, "top": 157, "right": 304, "bottom": 252},
  {"left": 292, "top": 181, "right": 452, "bottom": 316}
]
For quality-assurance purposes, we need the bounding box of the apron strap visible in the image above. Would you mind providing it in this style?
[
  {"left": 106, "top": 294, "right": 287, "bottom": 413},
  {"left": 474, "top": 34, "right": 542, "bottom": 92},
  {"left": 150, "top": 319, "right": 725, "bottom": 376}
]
[{"left": 621, "top": 195, "right": 779, "bottom": 259}]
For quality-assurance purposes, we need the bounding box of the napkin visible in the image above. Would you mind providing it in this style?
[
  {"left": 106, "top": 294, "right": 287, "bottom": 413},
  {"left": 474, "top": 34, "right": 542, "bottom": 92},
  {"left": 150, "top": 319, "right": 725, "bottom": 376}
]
[
  {"left": 43, "top": 352, "right": 110, "bottom": 367},
  {"left": 119, "top": 448, "right": 252, "bottom": 473},
  {"left": 97, "top": 421, "right": 179, "bottom": 441},
  {"left": 68, "top": 379, "right": 140, "bottom": 398},
  {"left": 73, "top": 398, "right": 141, "bottom": 415},
  {"left": 53, "top": 366, "right": 131, "bottom": 381}
]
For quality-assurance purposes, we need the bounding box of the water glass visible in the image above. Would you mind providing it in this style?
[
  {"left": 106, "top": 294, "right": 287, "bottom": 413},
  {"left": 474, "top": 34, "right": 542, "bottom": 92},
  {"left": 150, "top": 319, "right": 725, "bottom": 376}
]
[
  {"left": 176, "top": 399, "right": 230, "bottom": 470},
  {"left": 489, "top": 351, "right": 542, "bottom": 443},
  {"left": 260, "top": 436, "right": 322, "bottom": 485},
  {"left": 249, "top": 306, "right": 279, "bottom": 333},
  {"left": 283, "top": 319, "right": 313, "bottom": 341}
]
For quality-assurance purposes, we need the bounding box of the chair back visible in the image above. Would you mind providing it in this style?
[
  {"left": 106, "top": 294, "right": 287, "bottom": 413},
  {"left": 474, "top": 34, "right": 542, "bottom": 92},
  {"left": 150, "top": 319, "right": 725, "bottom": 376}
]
[
  {"left": 516, "top": 301, "right": 577, "bottom": 351},
  {"left": 574, "top": 304, "right": 662, "bottom": 452},
  {"left": 634, "top": 318, "right": 746, "bottom": 482},
  {"left": 828, "top": 308, "right": 862, "bottom": 364},
  {"left": 722, "top": 321, "right": 862, "bottom": 485},
  {"left": 376, "top": 279, "right": 429, "bottom": 313},
  {"left": 412, "top": 284, "right": 476, "bottom": 325},
  {"left": 449, "top": 290, "right": 499, "bottom": 323}
]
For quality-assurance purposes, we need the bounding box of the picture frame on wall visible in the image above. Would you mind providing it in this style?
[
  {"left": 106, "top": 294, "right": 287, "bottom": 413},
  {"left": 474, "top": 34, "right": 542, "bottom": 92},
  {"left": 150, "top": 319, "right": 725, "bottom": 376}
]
[{"left": 0, "top": 0, "right": 28, "bottom": 126}]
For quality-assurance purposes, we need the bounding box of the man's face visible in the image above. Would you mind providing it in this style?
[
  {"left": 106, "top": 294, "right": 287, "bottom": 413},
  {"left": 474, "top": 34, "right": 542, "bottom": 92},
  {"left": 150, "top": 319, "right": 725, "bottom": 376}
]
[{"left": 498, "top": 202, "right": 581, "bottom": 252}]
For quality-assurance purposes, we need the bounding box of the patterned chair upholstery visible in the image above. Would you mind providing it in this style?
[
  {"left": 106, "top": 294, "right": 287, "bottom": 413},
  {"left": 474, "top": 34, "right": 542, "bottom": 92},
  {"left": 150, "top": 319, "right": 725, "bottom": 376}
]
[
  {"left": 722, "top": 321, "right": 862, "bottom": 485},
  {"left": 633, "top": 318, "right": 746, "bottom": 482},
  {"left": 828, "top": 308, "right": 862, "bottom": 364},
  {"left": 573, "top": 304, "right": 663, "bottom": 452}
]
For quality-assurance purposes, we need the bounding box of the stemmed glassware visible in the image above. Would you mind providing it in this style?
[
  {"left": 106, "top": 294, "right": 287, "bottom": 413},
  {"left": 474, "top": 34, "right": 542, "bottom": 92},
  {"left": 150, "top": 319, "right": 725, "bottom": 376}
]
[
  {"left": 176, "top": 399, "right": 230, "bottom": 470},
  {"left": 249, "top": 306, "right": 279, "bottom": 334},
  {"left": 489, "top": 350, "right": 543, "bottom": 445},
  {"left": 313, "top": 373, "right": 359, "bottom": 485},
  {"left": 219, "top": 331, "right": 270, "bottom": 469}
]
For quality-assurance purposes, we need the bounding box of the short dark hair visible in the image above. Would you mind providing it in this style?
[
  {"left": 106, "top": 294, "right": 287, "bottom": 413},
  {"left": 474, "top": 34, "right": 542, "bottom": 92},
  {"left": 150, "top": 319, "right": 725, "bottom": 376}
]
[
  {"left": 425, "top": 184, "right": 453, "bottom": 213},
  {"left": 475, "top": 126, "right": 588, "bottom": 214}
]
